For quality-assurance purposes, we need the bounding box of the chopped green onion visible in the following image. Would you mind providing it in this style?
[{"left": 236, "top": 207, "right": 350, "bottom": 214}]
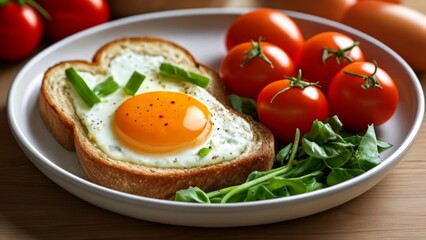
[
  {"left": 198, "top": 147, "right": 212, "bottom": 158},
  {"left": 92, "top": 76, "right": 120, "bottom": 97},
  {"left": 65, "top": 67, "right": 101, "bottom": 108},
  {"left": 159, "top": 62, "right": 209, "bottom": 88},
  {"left": 123, "top": 71, "right": 146, "bottom": 96}
]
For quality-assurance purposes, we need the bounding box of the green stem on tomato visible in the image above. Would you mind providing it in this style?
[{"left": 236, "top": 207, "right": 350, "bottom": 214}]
[
  {"left": 322, "top": 41, "right": 360, "bottom": 65},
  {"left": 240, "top": 36, "right": 274, "bottom": 68},
  {"left": 23, "top": 0, "right": 52, "bottom": 21},
  {"left": 344, "top": 60, "right": 382, "bottom": 89},
  {"left": 270, "top": 69, "right": 320, "bottom": 103}
]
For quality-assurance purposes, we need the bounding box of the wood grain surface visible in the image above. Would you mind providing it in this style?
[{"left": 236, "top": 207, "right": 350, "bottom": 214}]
[{"left": 1, "top": 1, "right": 425, "bottom": 239}]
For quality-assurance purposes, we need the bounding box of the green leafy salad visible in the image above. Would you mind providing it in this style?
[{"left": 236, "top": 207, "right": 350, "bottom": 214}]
[{"left": 175, "top": 113, "right": 392, "bottom": 204}]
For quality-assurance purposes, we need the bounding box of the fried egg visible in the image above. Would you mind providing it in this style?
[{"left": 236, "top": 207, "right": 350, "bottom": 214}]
[{"left": 69, "top": 50, "right": 255, "bottom": 168}]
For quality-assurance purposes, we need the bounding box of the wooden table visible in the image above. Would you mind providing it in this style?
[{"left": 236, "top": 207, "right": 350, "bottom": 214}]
[{"left": 1, "top": 1, "right": 425, "bottom": 239}]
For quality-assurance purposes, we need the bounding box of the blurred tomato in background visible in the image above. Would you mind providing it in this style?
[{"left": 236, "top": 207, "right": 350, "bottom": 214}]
[
  {"left": 0, "top": 0, "right": 109, "bottom": 62},
  {"left": 37, "top": 0, "right": 110, "bottom": 42},
  {"left": 0, "top": 1, "right": 43, "bottom": 61}
]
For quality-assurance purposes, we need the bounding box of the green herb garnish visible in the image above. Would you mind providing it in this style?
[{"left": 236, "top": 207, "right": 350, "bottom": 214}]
[
  {"left": 123, "top": 71, "right": 146, "bottom": 96},
  {"left": 159, "top": 62, "right": 209, "bottom": 88},
  {"left": 92, "top": 76, "right": 119, "bottom": 97},
  {"left": 198, "top": 147, "right": 212, "bottom": 158},
  {"left": 65, "top": 67, "right": 101, "bottom": 108}
]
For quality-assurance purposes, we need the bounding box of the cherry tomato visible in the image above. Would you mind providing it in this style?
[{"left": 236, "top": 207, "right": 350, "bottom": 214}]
[
  {"left": 298, "top": 31, "right": 365, "bottom": 94},
  {"left": 37, "top": 0, "right": 109, "bottom": 42},
  {"left": 327, "top": 61, "right": 399, "bottom": 132},
  {"left": 0, "top": 2, "right": 43, "bottom": 61},
  {"left": 220, "top": 40, "right": 296, "bottom": 99},
  {"left": 257, "top": 72, "right": 329, "bottom": 143},
  {"left": 225, "top": 9, "right": 304, "bottom": 61}
]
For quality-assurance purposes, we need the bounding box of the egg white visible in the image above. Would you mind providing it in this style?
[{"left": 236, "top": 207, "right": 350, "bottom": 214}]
[{"left": 69, "top": 50, "right": 255, "bottom": 168}]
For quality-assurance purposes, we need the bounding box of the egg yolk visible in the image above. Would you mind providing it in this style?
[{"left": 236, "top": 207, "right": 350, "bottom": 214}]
[{"left": 114, "top": 91, "right": 212, "bottom": 154}]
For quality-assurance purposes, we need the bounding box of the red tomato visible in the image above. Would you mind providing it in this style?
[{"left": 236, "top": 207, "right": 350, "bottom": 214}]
[
  {"left": 327, "top": 61, "right": 399, "bottom": 132},
  {"left": 0, "top": 2, "right": 43, "bottom": 61},
  {"left": 225, "top": 9, "right": 304, "bottom": 61},
  {"left": 220, "top": 41, "right": 296, "bottom": 99},
  {"left": 37, "top": 0, "right": 109, "bottom": 42},
  {"left": 257, "top": 73, "right": 329, "bottom": 143},
  {"left": 298, "top": 31, "right": 365, "bottom": 94}
]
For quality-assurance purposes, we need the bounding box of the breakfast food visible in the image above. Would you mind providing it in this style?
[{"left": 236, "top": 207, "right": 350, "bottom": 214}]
[{"left": 39, "top": 37, "right": 275, "bottom": 199}]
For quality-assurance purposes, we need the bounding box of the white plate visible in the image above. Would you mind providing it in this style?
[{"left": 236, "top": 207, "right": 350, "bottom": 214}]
[{"left": 7, "top": 8, "right": 424, "bottom": 227}]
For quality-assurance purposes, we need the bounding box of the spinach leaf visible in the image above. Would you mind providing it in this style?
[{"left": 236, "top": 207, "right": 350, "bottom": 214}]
[
  {"left": 175, "top": 187, "right": 211, "bottom": 203},
  {"left": 356, "top": 125, "right": 382, "bottom": 171},
  {"left": 275, "top": 142, "right": 293, "bottom": 165},
  {"left": 244, "top": 173, "right": 319, "bottom": 200},
  {"left": 322, "top": 144, "right": 353, "bottom": 169},
  {"left": 244, "top": 185, "right": 279, "bottom": 201},
  {"left": 377, "top": 139, "right": 393, "bottom": 153},
  {"left": 276, "top": 171, "right": 324, "bottom": 195},
  {"left": 302, "top": 119, "right": 354, "bottom": 169},
  {"left": 213, "top": 171, "right": 323, "bottom": 203},
  {"left": 229, "top": 94, "right": 258, "bottom": 120},
  {"left": 279, "top": 157, "right": 327, "bottom": 178},
  {"left": 327, "top": 168, "right": 365, "bottom": 186}
]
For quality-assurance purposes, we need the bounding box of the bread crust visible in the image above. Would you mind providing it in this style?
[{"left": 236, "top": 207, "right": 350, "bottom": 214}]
[{"left": 39, "top": 37, "right": 275, "bottom": 200}]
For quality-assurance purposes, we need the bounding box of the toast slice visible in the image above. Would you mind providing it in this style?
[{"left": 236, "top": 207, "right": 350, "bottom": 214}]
[{"left": 39, "top": 37, "right": 275, "bottom": 200}]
